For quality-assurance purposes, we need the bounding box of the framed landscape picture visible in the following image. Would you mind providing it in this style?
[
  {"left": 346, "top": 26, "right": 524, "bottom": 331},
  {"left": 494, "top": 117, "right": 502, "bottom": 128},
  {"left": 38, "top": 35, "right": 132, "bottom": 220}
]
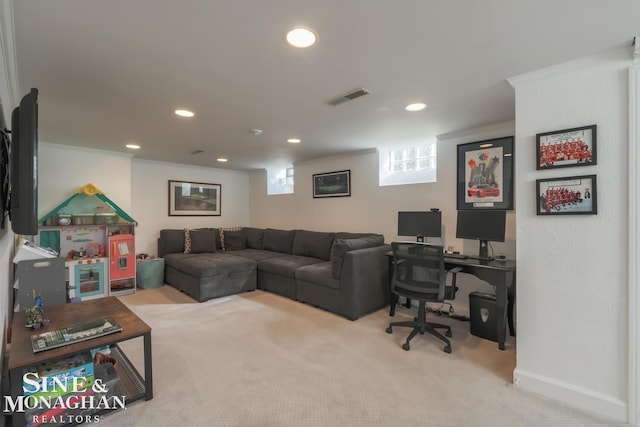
[
  {"left": 168, "top": 180, "right": 221, "bottom": 216},
  {"left": 457, "top": 136, "right": 514, "bottom": 210},
  {"left": 536, "top": 124, "right": 596, "bottom": 170},
  {"left": 313, "top": 170, "right": 351, "bottom": 198},
  {"left": 536, "top": 174, "right": 597, "bottom": 215}
]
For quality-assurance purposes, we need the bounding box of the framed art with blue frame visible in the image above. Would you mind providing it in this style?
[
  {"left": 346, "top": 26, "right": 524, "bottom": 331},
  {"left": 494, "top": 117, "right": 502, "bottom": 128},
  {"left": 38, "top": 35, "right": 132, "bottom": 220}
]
[{"left": 456, "top": 136, "right": 514, "bottom": 210}]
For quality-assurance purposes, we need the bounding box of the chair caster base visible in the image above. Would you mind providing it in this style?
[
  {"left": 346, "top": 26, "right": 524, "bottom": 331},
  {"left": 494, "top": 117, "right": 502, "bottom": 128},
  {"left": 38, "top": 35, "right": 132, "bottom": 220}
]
[
  {"left": 402, "top": 343, "right": 410, "bottom": 351},
  {"left": 385, "top": 326, "right": 392, "bottom": 334},
  {"left": 444, "top": 345, "right": 451, "bottom": 354}
]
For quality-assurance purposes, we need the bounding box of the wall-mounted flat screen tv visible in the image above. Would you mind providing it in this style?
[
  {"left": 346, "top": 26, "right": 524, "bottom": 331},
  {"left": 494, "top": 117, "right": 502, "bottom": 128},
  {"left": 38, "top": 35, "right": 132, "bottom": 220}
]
[{"left": 10, "top": 88, "right": 39, "bottom": 236}]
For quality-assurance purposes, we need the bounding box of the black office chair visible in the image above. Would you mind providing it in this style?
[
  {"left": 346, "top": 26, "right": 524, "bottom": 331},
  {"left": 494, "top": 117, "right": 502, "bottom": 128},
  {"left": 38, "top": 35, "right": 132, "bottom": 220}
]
[{"left": 386, "top": 241, "right": 462, "bottom": 353}]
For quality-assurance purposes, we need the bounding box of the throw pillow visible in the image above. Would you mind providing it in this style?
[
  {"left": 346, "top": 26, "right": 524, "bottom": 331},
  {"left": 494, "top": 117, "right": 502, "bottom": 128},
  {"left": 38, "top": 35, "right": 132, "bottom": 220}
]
[
  {"left": 223, "top": 229, "right": 247, "bottom": 251},
  {"left": 159, "top": 229, "right": 186, "bottom": 256},
  {"left": 218, "top": 227, "right": 244, "bottom": 251},
  {"left": 189, "top": 229, "right": 218, "bottom": 253},
  {"left": 184, "top": 228, "right": 192, "bottom": 254}
]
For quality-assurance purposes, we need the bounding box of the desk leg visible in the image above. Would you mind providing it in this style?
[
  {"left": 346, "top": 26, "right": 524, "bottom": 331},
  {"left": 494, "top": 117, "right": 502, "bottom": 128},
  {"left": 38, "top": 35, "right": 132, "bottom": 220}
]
[
  {"left": 495, "top": 288, "right": 507, "bottom": 350},
  {"left": 495, "top": 271, "right": 515, "bottom": 350},
  {"left": 508, "top": 276, "right": 516, "bottom": 337},
  {"left": 144, "top": 332, "right": 153, "bottom": 400}
]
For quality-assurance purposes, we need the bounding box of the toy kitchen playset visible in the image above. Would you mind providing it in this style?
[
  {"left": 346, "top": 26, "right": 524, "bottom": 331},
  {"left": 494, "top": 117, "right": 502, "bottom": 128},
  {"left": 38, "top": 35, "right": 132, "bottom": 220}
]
[{"left": 36, "top": 183, "right": 138, "bottom": 302}]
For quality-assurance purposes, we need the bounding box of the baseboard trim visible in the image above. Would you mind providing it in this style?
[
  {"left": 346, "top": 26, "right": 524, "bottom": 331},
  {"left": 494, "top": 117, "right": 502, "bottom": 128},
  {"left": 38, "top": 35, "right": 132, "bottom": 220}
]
[{"left": 513, "top": 368, "right": 627, "bottom": 423}]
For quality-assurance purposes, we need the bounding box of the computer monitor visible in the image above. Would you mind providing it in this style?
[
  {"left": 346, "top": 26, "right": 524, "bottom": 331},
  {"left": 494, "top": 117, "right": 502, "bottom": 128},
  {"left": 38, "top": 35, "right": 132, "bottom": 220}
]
[
  {"left": 456, "top": 210, "right": 506, "bottom": 259},
  {"left": 397, "top": 211, "right": 442, "bottom": 242}
]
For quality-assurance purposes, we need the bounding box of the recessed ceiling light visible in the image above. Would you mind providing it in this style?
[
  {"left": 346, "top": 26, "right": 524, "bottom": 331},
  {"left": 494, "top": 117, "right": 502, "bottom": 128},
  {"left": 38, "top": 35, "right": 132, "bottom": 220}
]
[
  {"left": 175, "top": 109, "right": 195, "bottom": 117},
  {"left": 126, "top": 144, "right": 140, "bottom": 150},
  {"left": 287, "top": 138, "right": 301, "bottom": 144},
  {"left": 217, "top": 158, "right": 228, "bottom": 162},
  {"left": 405, "top": 103, "right": 427, "bottom": 112},
  {"left": 286, "top": 27, "right": 317, "bottom": 48}
]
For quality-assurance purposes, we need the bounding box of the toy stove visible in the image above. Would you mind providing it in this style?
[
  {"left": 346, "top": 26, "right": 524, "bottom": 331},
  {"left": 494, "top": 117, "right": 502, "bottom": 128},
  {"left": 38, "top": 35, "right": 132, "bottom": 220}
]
[{"left": 66, "top": 256, "right": 108, "bottom": 302}]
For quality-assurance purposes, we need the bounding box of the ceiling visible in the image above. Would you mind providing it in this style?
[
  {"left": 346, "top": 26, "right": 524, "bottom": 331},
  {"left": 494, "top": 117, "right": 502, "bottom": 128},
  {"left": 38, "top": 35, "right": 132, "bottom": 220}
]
[{"left": 9, "top": 1, "right": 640, "bottom": 171}]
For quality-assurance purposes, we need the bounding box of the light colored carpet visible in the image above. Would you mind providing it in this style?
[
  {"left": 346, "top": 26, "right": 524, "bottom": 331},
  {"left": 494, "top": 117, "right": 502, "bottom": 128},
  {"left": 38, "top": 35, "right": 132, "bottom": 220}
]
[{"left": 93, "top": 286, "right": 623, "bottom": 427}]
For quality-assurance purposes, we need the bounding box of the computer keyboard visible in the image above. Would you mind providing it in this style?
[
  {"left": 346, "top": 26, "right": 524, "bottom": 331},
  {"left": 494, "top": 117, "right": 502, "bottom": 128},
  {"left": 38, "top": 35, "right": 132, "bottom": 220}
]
[{"left": 445, "top": 253, "right": 468, "bottom": 259}]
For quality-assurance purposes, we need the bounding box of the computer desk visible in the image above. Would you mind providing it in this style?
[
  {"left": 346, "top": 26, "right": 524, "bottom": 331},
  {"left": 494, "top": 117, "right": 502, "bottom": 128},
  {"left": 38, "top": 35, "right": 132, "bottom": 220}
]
[{"left": 387, "top": 254, "right": 516, "bottom": 350}]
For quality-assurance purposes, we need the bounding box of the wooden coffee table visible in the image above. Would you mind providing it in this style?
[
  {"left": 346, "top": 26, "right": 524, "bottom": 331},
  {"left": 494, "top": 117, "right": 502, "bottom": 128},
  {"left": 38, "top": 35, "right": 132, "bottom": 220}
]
[{"left": 8, "top": 297, "right": 153, "bottom": 427}]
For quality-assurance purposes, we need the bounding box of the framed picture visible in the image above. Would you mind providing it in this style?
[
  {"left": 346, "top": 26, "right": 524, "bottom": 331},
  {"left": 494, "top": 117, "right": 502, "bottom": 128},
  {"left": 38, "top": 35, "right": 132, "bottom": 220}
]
[
  {"left": 457, "top": 136, "right": 514, "bottom": 210},
  {"left": 168, "top": 180, "right": 221, "bottom": 216},
  {"left": 536, "top": 174, "right": 597, "bottom": 215},
  {"left": 536, "top": 124, "right": 596, "bottom": 170},
  {"left": 313, "top": 170, "right": 351, "bottom": 198}
]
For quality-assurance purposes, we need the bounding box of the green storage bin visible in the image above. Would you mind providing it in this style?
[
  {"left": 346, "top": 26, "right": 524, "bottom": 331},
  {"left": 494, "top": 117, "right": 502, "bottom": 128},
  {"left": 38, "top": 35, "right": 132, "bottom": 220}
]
[{"left": 136, "top": 259, "right": 165, "bottom": 289}]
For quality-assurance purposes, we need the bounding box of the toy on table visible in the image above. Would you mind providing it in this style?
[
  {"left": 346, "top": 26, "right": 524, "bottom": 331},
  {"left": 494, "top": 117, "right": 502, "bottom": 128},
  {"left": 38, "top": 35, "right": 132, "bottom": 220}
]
[{"left": 24, "top": 290, "right": 50, "bottom": 329}]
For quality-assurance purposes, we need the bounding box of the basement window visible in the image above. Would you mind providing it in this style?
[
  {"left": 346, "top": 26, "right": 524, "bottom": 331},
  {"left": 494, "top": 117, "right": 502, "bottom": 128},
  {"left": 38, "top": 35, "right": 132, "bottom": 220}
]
[
  {"left": 267, "top": 166, "right": 294, "bottom": 195},
  {"left": 378, "top": 140, "right": 437, "bottom": 186}
]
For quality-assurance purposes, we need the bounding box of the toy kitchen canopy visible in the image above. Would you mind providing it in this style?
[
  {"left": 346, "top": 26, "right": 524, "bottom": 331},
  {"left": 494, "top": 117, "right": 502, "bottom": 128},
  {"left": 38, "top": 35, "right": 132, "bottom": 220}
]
[{"left": 38, "top": 183, "right": 137, "bottom": 225}]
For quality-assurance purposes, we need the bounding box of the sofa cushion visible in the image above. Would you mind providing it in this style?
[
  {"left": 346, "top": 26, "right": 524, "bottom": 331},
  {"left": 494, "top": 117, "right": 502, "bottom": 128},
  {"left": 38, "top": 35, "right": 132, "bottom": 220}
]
[
  {"left": 263, "top": 228, "right": 296, "bottom": 254},
  {"left": 331, "top": 235, "right": 385, "bottom": 280},
  {"left": 231, "top": 248, "right": 284, "bottom": 262},
  {"left": 292, "top": 230, "right": 335, "bottom": 261},
  {"left": 295, "top": 262, "right": 339, "bottom": 290},
  {"left": 334, "top": 232, "right": 378, "bottom": 240},
  {"left": 258, "top": 255, "right": 323, "bottom": 278},
  {"left": 164, "top": 253, "right": 256, "bottom": 278},
  {"left": 188, "top": 229, "right": 218, "bottom": 253},
  {"left": 244, "top": 227, "right": 265, "bottom": 249},
  {"left": 159, "top": 229, "right": 186, "bottom": 255}
]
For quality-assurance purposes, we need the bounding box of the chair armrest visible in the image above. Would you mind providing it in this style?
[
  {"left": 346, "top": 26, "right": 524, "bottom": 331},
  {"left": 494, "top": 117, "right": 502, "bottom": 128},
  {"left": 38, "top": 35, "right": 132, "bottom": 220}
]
[
  {"left": 448, "top": 266, "right": 463, "bottom": 275},
  {"left": 446, "top": 266, "right": 464, "bottom": 299}
]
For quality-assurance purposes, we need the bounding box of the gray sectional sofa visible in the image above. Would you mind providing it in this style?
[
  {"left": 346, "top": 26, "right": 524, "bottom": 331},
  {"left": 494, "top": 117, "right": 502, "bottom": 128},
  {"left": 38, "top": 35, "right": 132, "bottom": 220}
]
[{"left": 157, "top": 227, "right": 391, "bottom": 320}]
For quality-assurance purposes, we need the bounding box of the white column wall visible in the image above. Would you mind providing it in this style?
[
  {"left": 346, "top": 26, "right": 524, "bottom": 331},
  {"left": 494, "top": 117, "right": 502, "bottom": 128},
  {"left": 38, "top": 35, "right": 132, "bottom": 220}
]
[{"left": 510, "top": 48, "right": 630, "bottom": 421}]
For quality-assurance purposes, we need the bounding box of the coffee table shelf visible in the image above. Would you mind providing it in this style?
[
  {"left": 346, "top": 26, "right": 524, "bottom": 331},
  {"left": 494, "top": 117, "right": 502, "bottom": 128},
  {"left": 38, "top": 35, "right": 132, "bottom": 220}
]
[{"left": 8, "top": 297, "right": 152, "bottom": 427}]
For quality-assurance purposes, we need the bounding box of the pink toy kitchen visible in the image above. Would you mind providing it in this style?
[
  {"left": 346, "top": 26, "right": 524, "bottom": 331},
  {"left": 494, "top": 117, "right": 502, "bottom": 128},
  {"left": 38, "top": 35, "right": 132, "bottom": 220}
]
[{"left": 36, "top": 183, "right": 137, "bottom": 302}]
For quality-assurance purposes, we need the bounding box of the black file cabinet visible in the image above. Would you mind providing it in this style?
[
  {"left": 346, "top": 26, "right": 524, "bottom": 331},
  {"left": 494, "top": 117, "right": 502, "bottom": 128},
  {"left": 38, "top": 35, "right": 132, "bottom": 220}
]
[{"left": 469, "top": 291, "right": 498, "bottom": 342}]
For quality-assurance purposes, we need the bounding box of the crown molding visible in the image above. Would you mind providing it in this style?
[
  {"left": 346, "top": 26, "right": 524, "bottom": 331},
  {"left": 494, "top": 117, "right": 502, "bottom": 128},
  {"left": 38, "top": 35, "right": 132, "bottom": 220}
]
[{"left": 0, "top": 0, "right": 20, "bottom": 121}]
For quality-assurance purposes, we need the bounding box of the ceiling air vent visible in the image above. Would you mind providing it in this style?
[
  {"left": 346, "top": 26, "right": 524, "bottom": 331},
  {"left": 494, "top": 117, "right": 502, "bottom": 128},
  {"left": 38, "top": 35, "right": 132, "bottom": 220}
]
[{"left": 326, "top": 88, "right": 371, "bottom": 106}]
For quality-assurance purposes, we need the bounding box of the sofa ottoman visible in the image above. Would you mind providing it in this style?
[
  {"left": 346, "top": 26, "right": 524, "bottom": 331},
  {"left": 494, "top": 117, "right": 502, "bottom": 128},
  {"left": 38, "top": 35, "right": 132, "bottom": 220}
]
[{"left": 164, "top": 252, "right": 257, "bottom": 302}]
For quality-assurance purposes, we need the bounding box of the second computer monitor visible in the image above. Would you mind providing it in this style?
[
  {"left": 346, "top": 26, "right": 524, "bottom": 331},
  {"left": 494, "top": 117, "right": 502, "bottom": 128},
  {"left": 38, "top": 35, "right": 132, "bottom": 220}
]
[
  {"left": 456, "top": 210, "right": 506, "bottom": 259},
  {"left": 397, "top": 211, "right": 442, "bottom": 242}
]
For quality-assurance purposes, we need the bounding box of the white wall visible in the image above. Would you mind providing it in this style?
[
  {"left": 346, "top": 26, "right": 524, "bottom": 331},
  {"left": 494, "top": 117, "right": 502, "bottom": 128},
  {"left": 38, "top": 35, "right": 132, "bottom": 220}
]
[
  {"left": 131, "top": 159, "right": 250, "bottom": 255},
  {"left": 37, "top": 145, "right": 251, "bottom": 258},
  {"left": 249, "top": 122, "right": 516, "bottom": 315},
  {"left": 38, "top": 143, "right": 132, "bottom": 217},
  {"left": 510, "top": 48, "right": 630, "bottom": 421}
]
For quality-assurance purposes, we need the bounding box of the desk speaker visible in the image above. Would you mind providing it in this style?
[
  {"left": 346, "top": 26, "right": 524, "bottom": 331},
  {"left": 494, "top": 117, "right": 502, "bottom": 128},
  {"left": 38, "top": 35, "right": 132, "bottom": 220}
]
[{"left": 469, "top": 291, "right": 498, "bottom": 342}]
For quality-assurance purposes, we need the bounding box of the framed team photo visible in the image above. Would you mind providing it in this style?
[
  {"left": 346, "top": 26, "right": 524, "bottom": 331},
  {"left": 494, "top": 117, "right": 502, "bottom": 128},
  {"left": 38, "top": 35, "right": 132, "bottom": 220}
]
[
  {"left": 536, "top": 125, "right": 596, "bottom": 170},
  {"left": 536, "top": 174, "right": 597, "bottom": 215}
]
